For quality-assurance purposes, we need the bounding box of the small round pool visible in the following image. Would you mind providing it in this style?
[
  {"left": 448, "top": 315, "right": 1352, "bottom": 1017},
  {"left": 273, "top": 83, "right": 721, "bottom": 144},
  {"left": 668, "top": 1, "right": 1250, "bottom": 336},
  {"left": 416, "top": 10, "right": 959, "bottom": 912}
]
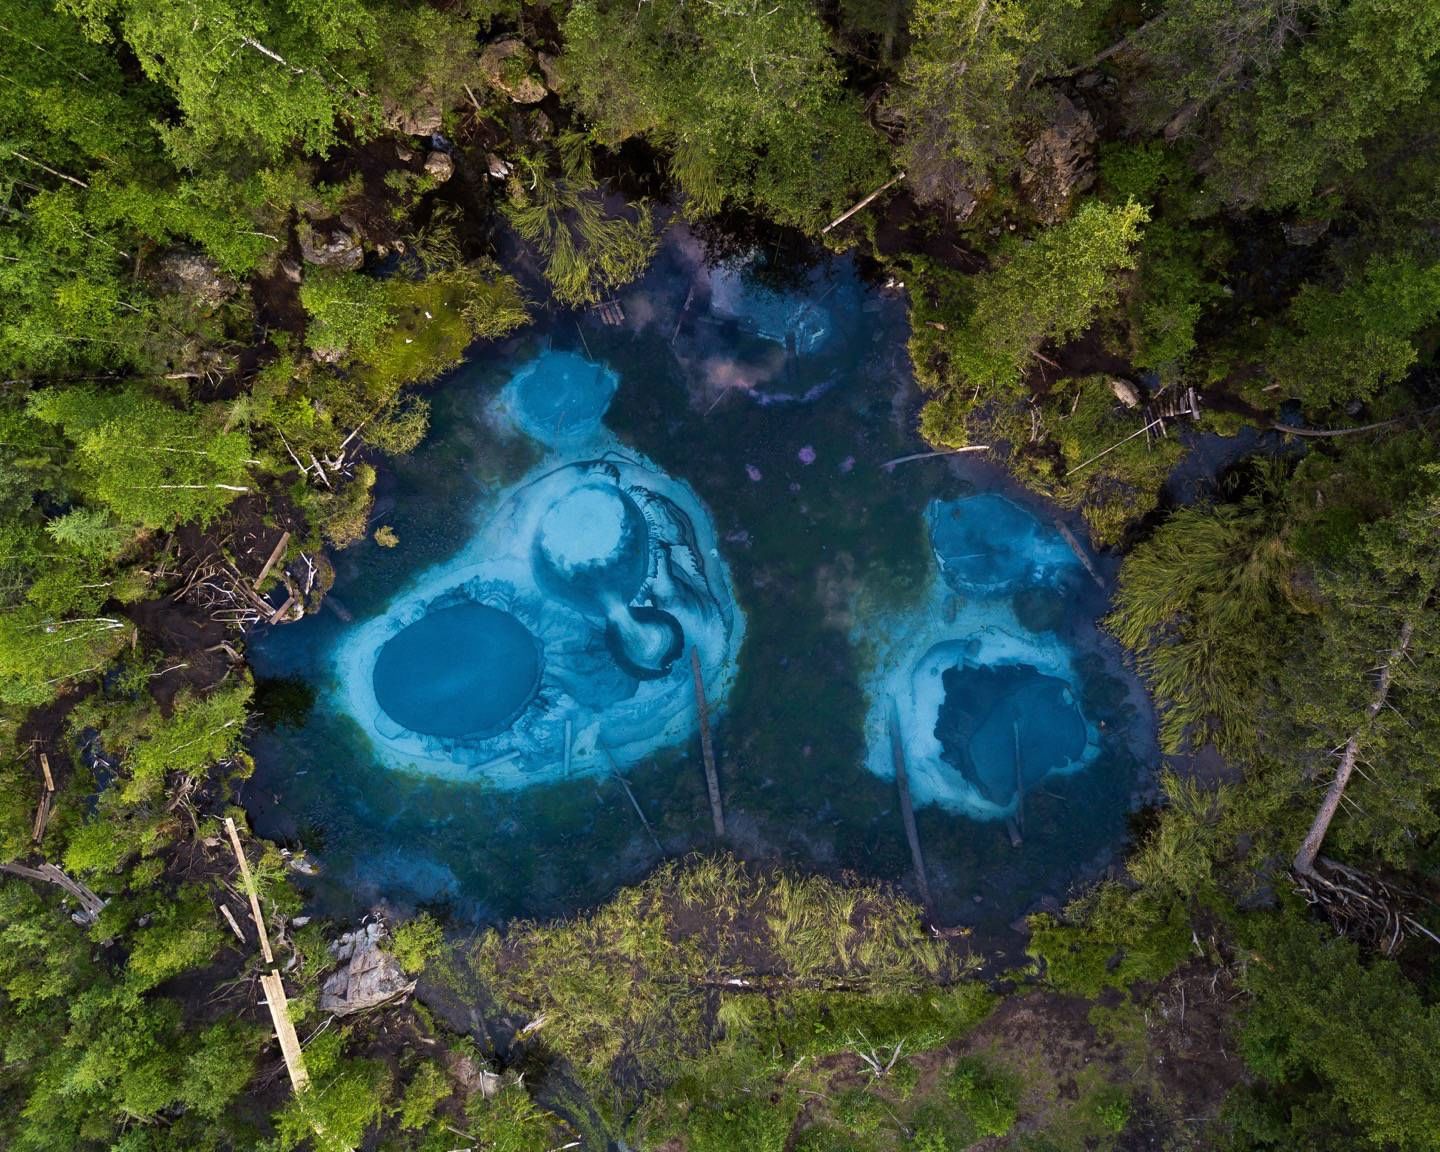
[{"left": 372, "top": 602, "right": 542, "bottom": 739}]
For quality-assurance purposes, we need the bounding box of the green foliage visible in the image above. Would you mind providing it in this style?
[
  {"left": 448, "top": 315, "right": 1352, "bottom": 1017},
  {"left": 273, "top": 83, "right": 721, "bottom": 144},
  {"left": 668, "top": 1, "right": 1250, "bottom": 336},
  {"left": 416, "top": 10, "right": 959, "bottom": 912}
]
[
  {"left": 465, "top": 1079, "right": 570, "bottom": 1152},
  {"left": 917, "top": 200, "right": 1147, "bottom": 445},
  {"left": 390, "top": 912, "right": 444, "bottom": 974},
  {"left": 504, "top": 136, "right": 658, "bottom": 307},
  {"left": 1265, "top": 255, "right": 1440, "bottom": 410},
  {"left": 559, "top": 0, "right": 887, "bottom": 229},
  {"left": 1028, "top": 884, "right": 1192, "bottom": 998},
  {"left": 274, "top": 1057, "right": 392, "bottom": 1152},
  {"left": 1238, "top": 911, "right": 1440, "bottom": 1150},
  {"left": 947, "top": 1056, "right": 1018, "bottom": 1138},
  {"left": 1207, "top": 0, "right": 1440, "bottom": 210},
  {"left": 1037, "top": 375, "right": 1187, "bottom": 546},
  {"left": 889, "top": 0, "right": 1102, "bottom": 205},
  {"left": 1108, "top": 468, "right": 1299, "bottom": 754},
  {"left": 29, "top": 387, "right": 254, "bottom": 530},
  {"left": 124, "top": 891, "right": 227, "bottom": 991},
  {"left": 395, "top": 1060, "right": 453, "bottom": 1131}
]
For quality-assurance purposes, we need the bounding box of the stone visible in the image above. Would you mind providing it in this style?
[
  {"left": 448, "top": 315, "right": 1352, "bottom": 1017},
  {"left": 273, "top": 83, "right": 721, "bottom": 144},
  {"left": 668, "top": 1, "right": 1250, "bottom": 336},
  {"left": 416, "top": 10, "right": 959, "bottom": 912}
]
[
  {"left": 486, "top": 153, "right": 512, "bottom": 180},
  {"left": 297, "top": 215, "right": 364, "bottom": 271},
  {"left": 318, "top": 920, "right": 416, "bottom": 1016},
  {"left": 479, "top": 38, "right": 547, "bottom": 104},
  {"left": 278, "top": 257, "right": 303, "bottom": 284},
  {"left": 1108, "top": 377, "right": 1143, "bottom": 408},
  {"left": 1283, "top": 217, "right": 1331, "bottom": 247},
  {"left": 384, "top": 86, "right": 444, "bottom": 135},
  {"left": 423, "top": 151, "right": 455, "bottom": 182},
  {"left": 1020, "top": 94, "right": 1097, "bottom": 225},
  {"left": 154, "top": 248, "right": 235, "bottom": 310},
  {"left": 536, "top": 51, "right": 562, "bottom": 91}
]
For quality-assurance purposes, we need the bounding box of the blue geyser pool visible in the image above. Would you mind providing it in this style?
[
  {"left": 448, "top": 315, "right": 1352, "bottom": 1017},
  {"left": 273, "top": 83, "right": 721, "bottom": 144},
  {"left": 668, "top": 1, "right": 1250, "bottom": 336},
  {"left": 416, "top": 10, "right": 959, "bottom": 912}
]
[
  {"left": 860, "top": 493, "right": 1101, "bottom": 821},
  {"left": 330, "top": 347, "right": 744, "bottom": 786},
  {"left": 248, "top": 227, "right": 1159, "bottom": 928},
  {"left": 372, "top": 603, "right": 542, "bottom": 738}
]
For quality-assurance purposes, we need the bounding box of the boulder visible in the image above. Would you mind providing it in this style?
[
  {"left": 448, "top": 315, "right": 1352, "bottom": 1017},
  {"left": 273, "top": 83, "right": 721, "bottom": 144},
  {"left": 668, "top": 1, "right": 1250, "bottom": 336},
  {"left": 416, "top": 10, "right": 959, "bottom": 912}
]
[
  {"left": 1020, "top": 95, "right": 1097, "bottom": 225},
  {"left": 486, "top": 153, "right": 512, "bottom": 180},
  {"left": 479, "top": 39, "right": 547, "bottom": 104},
  {"left": 423, "top": 151, "right": 455, "bottom": 182},
  {"left": 384, "top": 85, "right": 444, "bottom": 136},
  {"left": 1108, "top": 377, "right": 1143, "bottom": 408},
  {"left": 298, "top": 215, "right": 364, "bottom": 271},
  {"left": 154, "top": 248, "right": 236, "bottom": 310},
  {"left": 318, "top": 920, "right": 416, "bottom": 1016}
]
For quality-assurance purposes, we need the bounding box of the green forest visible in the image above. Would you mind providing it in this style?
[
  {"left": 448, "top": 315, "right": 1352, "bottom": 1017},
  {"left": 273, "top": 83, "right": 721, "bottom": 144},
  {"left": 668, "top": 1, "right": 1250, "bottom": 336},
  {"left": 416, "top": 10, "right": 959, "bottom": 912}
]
[{"left": 1, "top": 0, "right": 1438, "bottom": 1148}]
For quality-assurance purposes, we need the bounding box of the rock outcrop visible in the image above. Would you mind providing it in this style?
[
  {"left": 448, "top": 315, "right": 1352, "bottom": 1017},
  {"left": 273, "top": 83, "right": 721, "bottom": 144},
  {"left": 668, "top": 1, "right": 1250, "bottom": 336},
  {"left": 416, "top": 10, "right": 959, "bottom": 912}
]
[
  {"left": 154, "top": 248, "right": 236, "bottom": 310},
  {"left": 297, "top": 215, "right": 364, "bottom": 271},
  {"left": 479, "top": 39, "right": 547, "bottom": 104},
  {"left": 318, "top": 920, "right": 416, "bottom": 1015},
  {"left": 1020, "top": 95, "right": 1097, "bottom": 225},
  {"left": 384, "top": 86, "right": 445, "bottom": 136},
  {"left": 423, "top": 150, "right": 455, "bottom": 182}
]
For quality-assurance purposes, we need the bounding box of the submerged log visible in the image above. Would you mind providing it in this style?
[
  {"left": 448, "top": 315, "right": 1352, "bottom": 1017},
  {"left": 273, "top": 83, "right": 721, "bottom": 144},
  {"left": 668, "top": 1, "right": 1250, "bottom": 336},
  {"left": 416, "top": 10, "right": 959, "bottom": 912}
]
[
  {"left": 691, "top": 647, "right": 725, "bottom": 838},
  {"left": 888, "top": 698, "right": 933, "bottom": 909},
  {"left": 1053, "top": 519, "right": 1105, "bottom": 589}
]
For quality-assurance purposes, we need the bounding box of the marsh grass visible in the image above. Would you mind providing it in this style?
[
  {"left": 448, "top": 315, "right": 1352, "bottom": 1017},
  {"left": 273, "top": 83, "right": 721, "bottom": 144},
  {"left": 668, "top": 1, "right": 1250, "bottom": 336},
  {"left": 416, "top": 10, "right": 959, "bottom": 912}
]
[{"left": 467, "top": 854, "right": 980, "bottom": 1114}]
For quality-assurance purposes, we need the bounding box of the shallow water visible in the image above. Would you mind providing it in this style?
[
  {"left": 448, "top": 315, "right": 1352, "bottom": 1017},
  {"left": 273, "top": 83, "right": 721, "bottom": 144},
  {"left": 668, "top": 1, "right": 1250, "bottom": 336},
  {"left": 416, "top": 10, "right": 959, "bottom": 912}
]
[{"left": 247, "top": 227, "right": 1157, "bottom": 931}]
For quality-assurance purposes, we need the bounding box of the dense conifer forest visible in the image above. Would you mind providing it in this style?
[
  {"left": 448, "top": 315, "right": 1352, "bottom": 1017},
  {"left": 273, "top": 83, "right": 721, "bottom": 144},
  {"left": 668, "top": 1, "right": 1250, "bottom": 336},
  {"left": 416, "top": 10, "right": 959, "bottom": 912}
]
[{"left": 1, "top": 0, "right": 1438, "bottom": 1148}]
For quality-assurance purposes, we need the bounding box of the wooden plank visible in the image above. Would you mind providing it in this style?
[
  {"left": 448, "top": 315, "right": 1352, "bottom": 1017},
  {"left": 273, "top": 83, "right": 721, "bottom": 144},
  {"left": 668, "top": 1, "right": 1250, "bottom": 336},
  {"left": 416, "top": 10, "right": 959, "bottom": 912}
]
[
  {"left": 261, "top": 970, "right": 311, "bottom": 1092},
  {"left": 690, "top": 647, "right": 725, "bottom": 838},
  {"left": 225, "top": 817, "right": 273, "bottom": 965},
  {"left": 39, "top": 752, "right": 54, "bottom": 792},
  {"left": 220, "top": 903, "right": 247, "bottom": 944},
  {"left": 820, "top": 171, "right": 906, "bottom": 235},
  {"left": 31, "top": 791, "right": 53, "bottom": 844},
  {"left": 253, "top": 530, "right": 291, "bottom": 589},
  {"left": 888, "top": 699, "right": 932, "bottom": 910}
]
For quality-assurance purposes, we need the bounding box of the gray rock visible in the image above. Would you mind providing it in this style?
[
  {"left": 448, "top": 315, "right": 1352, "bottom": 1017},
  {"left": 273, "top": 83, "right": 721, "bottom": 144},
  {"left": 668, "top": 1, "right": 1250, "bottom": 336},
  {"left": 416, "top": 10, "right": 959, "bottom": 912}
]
[
  {"left": 479, "top": 39, "right": 547, "bottom": 104},
  {"left": 318, "top": 920, "right": 416, "bottom": 1016},
  {"left": 1109, "top": 377, "right": 1143, "bottom": 408},
  {"left": 1020, "top": 94, "right": 1097, "bottom": 225},
  {"left": 298, "top": 216, "right": 364, "bottom": 271},
  {"left": 486, "top": 153, "right": 512, "bottom": 180},
  {"left": 278, "top": 257, "right": 303, "bottom": 283},
  {"left": 384, "top": 86, "right": 444, "bottom": 136},
  {"left": 423, "top": 151, "right": 455, "bottom": 182},
  {"left": 154, "top": 248, "right": 236, "bottom": 310}
]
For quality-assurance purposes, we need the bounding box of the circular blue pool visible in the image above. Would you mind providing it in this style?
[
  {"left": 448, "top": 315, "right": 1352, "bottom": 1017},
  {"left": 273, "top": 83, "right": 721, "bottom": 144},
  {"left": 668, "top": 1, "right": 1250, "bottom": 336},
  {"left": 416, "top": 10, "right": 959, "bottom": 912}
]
[{"left": 372, "top": 603, "right": 542, "bottom": 739}]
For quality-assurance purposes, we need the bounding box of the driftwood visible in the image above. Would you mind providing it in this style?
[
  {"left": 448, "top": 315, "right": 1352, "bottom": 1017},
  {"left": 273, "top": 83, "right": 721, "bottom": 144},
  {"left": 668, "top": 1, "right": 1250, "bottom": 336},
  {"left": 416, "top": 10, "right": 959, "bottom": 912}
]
[
  {"left": 260, "top": 970, "right": 311, "bottom": 1092},
  {"left": 226, "top": 816, "right": 273, "bottom": 964},
  {"left": 0, "top": 861, "right": 106, "bottom": 923},
  {"left": 253, "top": 531, "right": 291, "bottom": 588},
  {"left": 880, "top": 446, "right": 989, "bottom": 470},
  {"left": 1294, "top": 620, "right": 1414, "bottom": 876},
  {"left": 691, "top": 647, "right": 726, "bottom": 838},
  {"left": 821, "top": 172, "right": 906, "bottom": 235}
]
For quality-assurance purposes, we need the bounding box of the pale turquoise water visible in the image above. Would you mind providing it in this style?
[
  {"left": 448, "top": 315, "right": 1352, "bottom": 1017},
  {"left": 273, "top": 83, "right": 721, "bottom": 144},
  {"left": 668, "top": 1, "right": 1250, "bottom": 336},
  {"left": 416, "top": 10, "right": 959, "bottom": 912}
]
[{"left": 247, "top": 228, "right": 1157, "bottom": 931}]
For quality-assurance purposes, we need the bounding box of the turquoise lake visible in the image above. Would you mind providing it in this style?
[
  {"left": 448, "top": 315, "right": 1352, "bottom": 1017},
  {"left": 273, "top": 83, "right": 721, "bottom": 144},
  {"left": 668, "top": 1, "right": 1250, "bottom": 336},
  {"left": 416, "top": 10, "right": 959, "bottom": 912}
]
[{"left": 247, "top": 228, "right": 1158, "bottom": 934}]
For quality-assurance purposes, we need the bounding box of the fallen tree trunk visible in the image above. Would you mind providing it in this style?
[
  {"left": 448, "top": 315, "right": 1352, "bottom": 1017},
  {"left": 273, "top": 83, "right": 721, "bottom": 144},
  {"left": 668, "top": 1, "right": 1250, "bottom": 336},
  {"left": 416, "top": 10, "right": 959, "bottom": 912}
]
[
  {"left": 0, "top": 861, "right": 106, "bottom": 923},
  {"left": 1293, "top": 619, "right": 1414, "bottom": 876}
]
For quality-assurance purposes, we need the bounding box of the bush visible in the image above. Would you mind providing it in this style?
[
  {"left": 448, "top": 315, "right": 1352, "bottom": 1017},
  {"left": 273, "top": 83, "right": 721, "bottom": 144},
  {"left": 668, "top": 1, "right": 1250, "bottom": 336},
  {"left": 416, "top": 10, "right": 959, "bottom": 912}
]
[{"left": 947, "top": 1056, "right": 1019, "bottom": 1138}]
